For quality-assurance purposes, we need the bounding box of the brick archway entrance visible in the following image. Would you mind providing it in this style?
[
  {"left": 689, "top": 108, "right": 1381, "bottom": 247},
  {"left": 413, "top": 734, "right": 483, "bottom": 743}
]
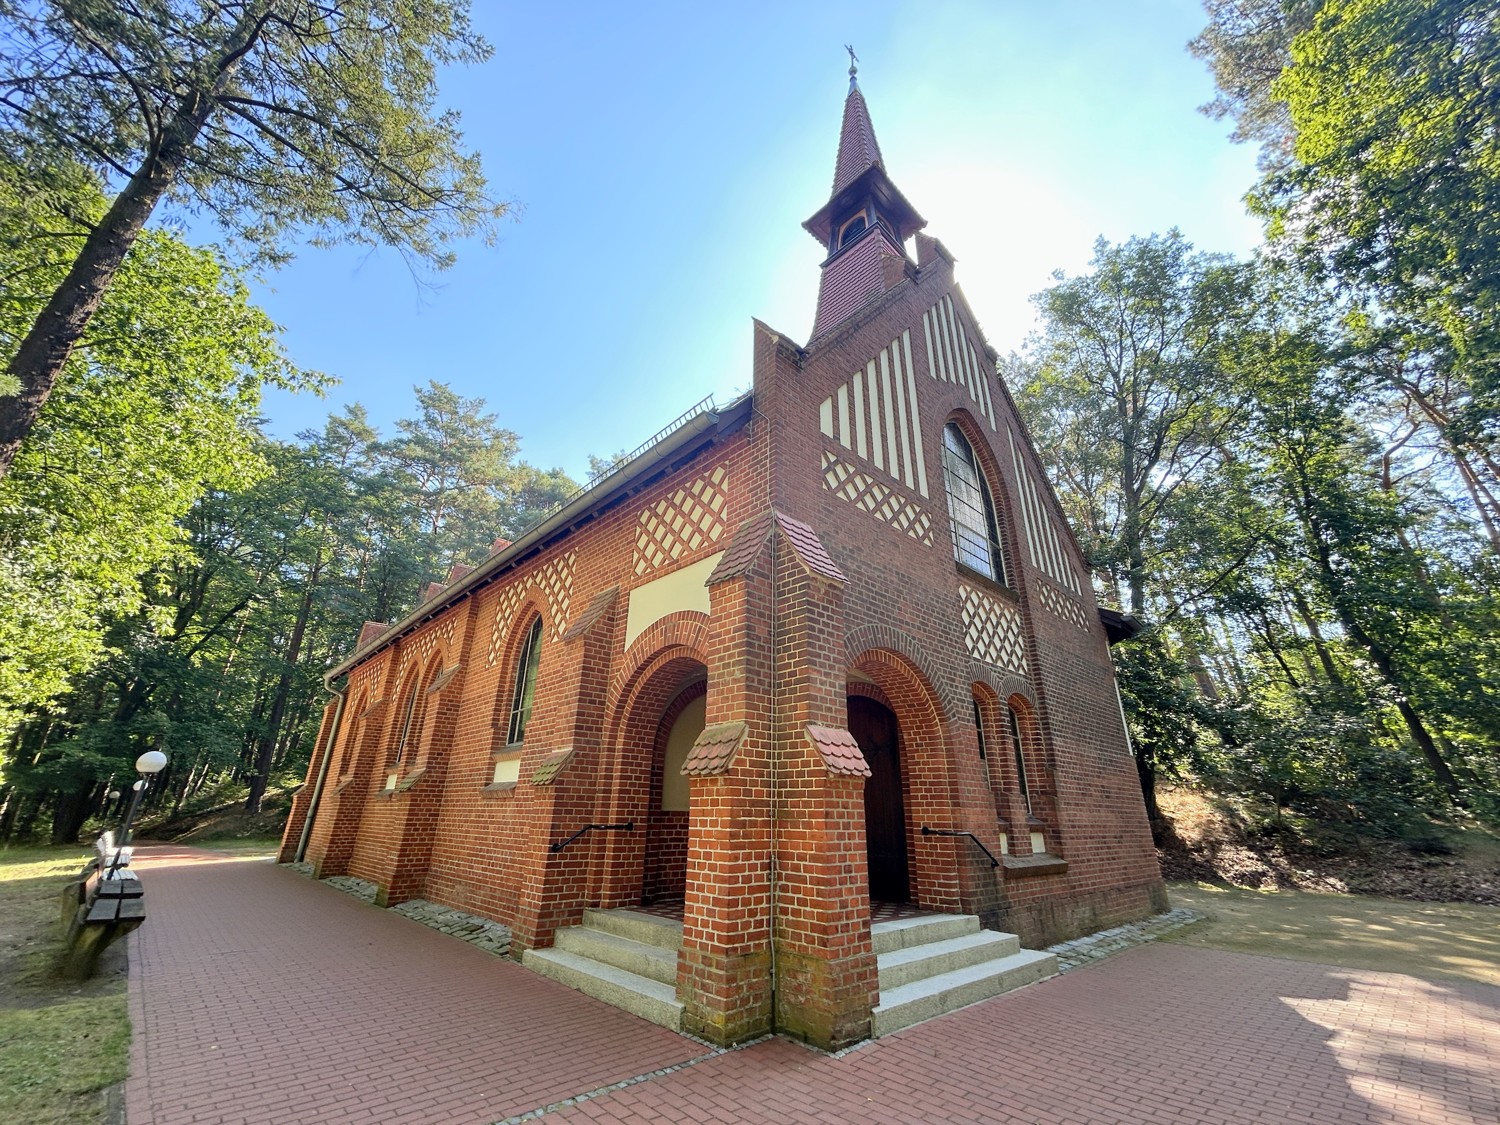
[
  {"left": 850, "top": 695, "right": 910, "bottom": 903},
  {"left": 641, "top": 679, "right": 706, "bottom": 905}
]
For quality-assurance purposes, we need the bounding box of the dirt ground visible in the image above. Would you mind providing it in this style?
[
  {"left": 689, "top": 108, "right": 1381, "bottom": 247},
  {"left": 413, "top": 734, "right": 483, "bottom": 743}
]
[
  {"left": 1157, "top": 786, "right": 1500, "bottom": 905},
  {"left": 1167, "top": 880, "right": 1500, "bottom": 987}
]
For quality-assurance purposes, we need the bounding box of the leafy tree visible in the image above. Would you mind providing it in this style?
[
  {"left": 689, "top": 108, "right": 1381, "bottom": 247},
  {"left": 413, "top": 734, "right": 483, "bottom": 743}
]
[
  {"left": 1190, "top": 0, "right": 1322, "bottom": 164},
  {"left": 0, "top": 164, "right": 311, "bottom": 738},
  {"left": 1022, "top": 232, "right": 1255, "bottom": 823},
  {"left": 0, "top": 0, "right": 505, "bottom": 477},
  {"left": 1024, "top": 232, "right": 1252, "bottom": 616},
  {"left": 1195, "top": 0, "right": 1500, "bottom": 540}
]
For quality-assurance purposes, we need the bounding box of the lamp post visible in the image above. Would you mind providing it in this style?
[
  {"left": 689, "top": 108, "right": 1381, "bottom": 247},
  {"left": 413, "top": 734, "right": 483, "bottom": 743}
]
[{"left": 107, "top": 750, "right": 168, "bottom": 877}]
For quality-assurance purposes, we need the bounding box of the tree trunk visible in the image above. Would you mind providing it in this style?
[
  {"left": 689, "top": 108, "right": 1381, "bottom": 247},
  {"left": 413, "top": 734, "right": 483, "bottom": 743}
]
[
  {"left": 246, "top": 555, "right": 320, "bottom": 812},
  {"left": 1133, "top": 742, "right": 1167, "bottom": 844},
  {"left": 0, "top": 2, "right": 276, "bottom": 478}
]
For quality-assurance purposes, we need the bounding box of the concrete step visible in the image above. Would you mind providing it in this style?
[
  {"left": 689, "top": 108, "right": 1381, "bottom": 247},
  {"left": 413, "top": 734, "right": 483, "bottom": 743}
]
[
  {"left": 522, "top": 947, "right": 684, "bottom": 1031},
  {"left": 872, "top": 947, "right": 1057, "bottom": 1037},
  {"left": 877, "top": 928, "right": 1021, "bottom": 991},
  {"left": 871, "top": 912, "right": 978, "bottom": 955},
  {"left": 554, "top": 924, "right": 678, "bottom": 985},
  {"left": 581, "top": 907, "right": 684, "bottom": 949}
]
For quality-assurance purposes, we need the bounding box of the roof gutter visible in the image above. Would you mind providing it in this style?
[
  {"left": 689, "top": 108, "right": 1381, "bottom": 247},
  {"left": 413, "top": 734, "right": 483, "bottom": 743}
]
[{"left": 323, "top": 393, "right": 753, "bottom": 688}]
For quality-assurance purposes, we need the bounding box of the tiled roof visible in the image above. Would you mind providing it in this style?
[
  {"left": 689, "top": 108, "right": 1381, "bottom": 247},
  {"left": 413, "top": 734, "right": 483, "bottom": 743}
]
[
  {"left": 774, "top": 512, "right": 848, "bottom": 583},
  {"left": 562, "top": 585, "right": 620, "bottom": 642},
  {"left": 832, "top": 85, "right": 884, "bottom": 195},
  {"left": 806, "top": 724, "right": 871, "bottom": 777},
  {"left": 422, "top": 581, "right": 447, "bottom": 602},
  {"left": 707, "top": 510, "right": 847, "bottom": 586},
  {"left": 531, "top": 746, "right": 575, "bottom": 786},
  {"left": 356, "top": 621, "right": 390, "bottom": 648},
  {"left": 707, "top": 511, "right": 776, "bottom": 585},
  {"left": 682, "top": 721, "right": 747, "bottom": 776},
  {"left": 425, "top": 664, "right": 462, "bottom": 695},
  {"left": 445, "top": 563, "right": 476, "bottom": 584}
]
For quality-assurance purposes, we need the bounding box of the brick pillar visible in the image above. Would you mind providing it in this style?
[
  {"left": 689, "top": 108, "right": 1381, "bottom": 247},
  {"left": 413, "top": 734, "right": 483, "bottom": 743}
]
[
  {"left": 680, "top": 558, "right": 774, "bottom": 1044},
  {"left": 277, "top": 698, "right": 339, "bottom": 863},
  {"left": 767, "top": 534, "right": 877, "bottom": 1050},
  {"left": 508, "top": 596, "right": 619, "bottom": 953},
  {"left": 305, "top": 697, "right": 388, "bottom": 878}
]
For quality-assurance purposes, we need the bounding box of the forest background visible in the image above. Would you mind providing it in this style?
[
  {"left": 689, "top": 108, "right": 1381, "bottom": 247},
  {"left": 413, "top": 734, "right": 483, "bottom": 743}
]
[{"left": 0, "top": 0, "right": 1495, "bottom": 865}]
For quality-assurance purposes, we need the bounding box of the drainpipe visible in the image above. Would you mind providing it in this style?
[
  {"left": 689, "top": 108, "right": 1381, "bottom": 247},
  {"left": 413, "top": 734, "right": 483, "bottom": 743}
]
[{"left": 294, "top": 676, "right": 348, "bottom": 863}]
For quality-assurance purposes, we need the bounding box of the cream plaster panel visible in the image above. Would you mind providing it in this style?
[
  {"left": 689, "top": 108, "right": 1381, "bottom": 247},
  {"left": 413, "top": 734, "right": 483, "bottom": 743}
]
[
  {"left": 661, "top": 694, "right": 706, "bottom": 811},
  {"left": 492, "top": 754, "right": 523, "bottom": 786},
  {"left": 1030, "top": 831, "right": 1047, "bottom": 855},
  {"left": 624, "top": 552, "right": 722, "bottom": 651}
]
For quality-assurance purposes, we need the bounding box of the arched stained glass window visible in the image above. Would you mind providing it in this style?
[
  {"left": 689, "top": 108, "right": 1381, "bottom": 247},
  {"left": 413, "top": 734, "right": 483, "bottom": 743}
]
[
  {"left": 941, "top": 423, "right": 1007, "bottom": 585},
  {"left": 505, "top": 617, "right": 543, "bottom": 746}
]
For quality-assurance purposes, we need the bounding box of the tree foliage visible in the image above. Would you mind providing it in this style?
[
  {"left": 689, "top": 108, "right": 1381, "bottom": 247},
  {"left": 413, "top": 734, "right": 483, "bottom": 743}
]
[
  {"left": 0, "top": 161, "right": 310, "bottom": 736},
  {"left": 0, "top": 0, "right": 505, "bottom": 477}
]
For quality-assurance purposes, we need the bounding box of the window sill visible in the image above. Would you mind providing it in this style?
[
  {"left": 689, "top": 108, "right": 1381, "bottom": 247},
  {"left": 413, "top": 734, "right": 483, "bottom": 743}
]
[
  {"left": 1001, "top": 853, "right": 1068, "bottom": 878},
  {"left": 394, "top": 768, "right": 426, "bottom": 792},
  {"left": 955, "top": 563, "right": 1019, "bottom": 603},
  {"left": 331, "top": 775, "right": 354, "bottom": 795},
  {"left": 481, "top": 781, "right": 518, "bottom": 798}
]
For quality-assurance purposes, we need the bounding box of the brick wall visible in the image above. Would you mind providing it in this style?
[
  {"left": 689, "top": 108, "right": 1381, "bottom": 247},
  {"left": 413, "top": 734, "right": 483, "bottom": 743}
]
[{"left": 285, "top": 226, "right": 1164, "bottom": 1048}]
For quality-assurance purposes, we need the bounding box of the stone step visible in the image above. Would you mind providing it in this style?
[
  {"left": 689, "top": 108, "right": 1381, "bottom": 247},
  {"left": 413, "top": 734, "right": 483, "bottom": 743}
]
[
  {"left": 581, "top": 907, "right": 684, "bottom": 949},
  {"left": 872, "top": 947, "right": 1057, "bottom": 1037},
  {"left": 555, "top": 924, "right": 678, "bottom": 985},
  {"left": 522, "top": 947, "right": 685, "bottom": 1031},
  {"left": 871, "top": 912, "right": 978, "bottom": 955},
  {"left": 877, "top": 928, "right": 1021, "bottom": 991}
]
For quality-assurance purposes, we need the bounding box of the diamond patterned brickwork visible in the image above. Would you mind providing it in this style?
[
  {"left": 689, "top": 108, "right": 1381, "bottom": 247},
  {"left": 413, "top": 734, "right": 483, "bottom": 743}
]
[
  {"left": 821, "top": 451, "right": 933, "bottom": 545},
  {"left": 410, "top": 617, "right": 457, "bottom": 667},
  {"left": 485, "top": 550, "right": 577, "bottom": 666},
  {"left": 634, "top": 465, "right": 730, "bottom": 575},
  {"left": 958, "top": 581, "right": 1029, "bottom": 674},
  {"left": 1037, "top": 580, "right": 1089, "bottom": 631}
]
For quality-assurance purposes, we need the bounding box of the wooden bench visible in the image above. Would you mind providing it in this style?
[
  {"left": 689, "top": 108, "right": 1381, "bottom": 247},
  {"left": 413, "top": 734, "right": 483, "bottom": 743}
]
[{"left": 58, "top": 834, "right": 147, "bottom": 980}]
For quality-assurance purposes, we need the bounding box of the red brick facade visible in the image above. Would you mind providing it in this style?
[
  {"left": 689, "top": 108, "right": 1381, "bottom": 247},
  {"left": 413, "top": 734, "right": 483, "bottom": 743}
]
[{"left": 280, "top": 77, "right": 1164, "bottom": 1050}]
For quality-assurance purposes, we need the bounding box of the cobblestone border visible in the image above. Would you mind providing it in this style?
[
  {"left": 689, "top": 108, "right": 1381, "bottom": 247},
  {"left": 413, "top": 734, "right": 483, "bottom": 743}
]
[
  {"left": 1045, "top": 907, "right": 1207, "bottom": 972},
  {"left": 320, "top": 874, "right": 379, "bottom": 903},
  {"left": 390, "top": 899, "right": 513, "bottom": 956},
  {"left": 279, "top": 860, "right": 314, "bottom": 878}
]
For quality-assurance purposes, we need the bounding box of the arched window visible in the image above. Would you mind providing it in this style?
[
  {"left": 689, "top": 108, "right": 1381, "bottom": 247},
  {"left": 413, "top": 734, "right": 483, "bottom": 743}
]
[
  {"left": 1005, "top": 701, "right": 1032, "bottom": 816},
  {"left": 941, "top": 423, "right": 1007, "bottom": 585},
  {"left": 392, "top": 672, "right": 422, "bottom": 765},
  {"left": 505, "top": 617, "right": 543, "bottom": 746},
  {"left": 837, "top": 212, "right": 867, "bottom": 248}
]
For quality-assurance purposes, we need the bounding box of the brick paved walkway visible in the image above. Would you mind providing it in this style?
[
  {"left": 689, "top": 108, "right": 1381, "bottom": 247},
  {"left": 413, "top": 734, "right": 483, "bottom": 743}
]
[{"left": 126, "top": 846, "right": 1500, "bottom": 1125}]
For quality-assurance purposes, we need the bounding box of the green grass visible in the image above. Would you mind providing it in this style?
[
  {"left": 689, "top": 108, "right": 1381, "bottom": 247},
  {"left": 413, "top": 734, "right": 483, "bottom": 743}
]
[{"left": 0, "top": 845, "right": 130, "bottom": 1125}]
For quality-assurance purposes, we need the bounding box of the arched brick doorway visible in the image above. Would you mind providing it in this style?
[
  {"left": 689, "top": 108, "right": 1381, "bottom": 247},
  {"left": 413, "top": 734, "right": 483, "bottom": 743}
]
[
  {"left": 849, "top": 695, "right": 909, "bottom": 903},
  {"left": 641, "top": 678, "right": 706, "bottom": 904}
]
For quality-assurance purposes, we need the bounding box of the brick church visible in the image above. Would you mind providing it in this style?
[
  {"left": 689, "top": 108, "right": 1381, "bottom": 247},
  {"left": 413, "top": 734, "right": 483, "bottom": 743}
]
[{"left": 279, "top": 66, "right": 1165, "bottom": 1050}]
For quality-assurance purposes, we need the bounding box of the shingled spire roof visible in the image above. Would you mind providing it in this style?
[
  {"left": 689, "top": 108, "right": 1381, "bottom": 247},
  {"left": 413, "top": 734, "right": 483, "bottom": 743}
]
[
  {"left": 803, "top": 59, "right": 926, "bottom": 339},
  {"left": 831, "top": 79, "right": 885, "bottom": 195}
]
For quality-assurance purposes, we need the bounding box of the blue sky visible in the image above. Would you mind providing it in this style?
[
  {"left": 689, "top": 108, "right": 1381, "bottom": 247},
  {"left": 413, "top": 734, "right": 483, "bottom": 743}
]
[{"left": 249, "top": 1, "right": 1262, "bottom": 480}]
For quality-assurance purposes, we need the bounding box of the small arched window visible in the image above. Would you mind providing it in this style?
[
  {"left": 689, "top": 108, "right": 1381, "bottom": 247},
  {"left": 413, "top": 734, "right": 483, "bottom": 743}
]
[
  {"left": 505, "top": 617, "right": 543, "bottom": 746},
  {"left": 941, "top": 423, "right": 1007, "bottom": 585},
  {"left": 392, "top": 673, "right": 422, "bottom": 765},
  {"left": 837, "top": 212, "right": 867, "bottom": 248}
]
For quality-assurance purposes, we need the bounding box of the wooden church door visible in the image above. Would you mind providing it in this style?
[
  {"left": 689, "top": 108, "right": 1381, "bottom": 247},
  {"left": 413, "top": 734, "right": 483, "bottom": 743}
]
[{"left": 850, "top": 696, "right": 910, "bottom": 903}]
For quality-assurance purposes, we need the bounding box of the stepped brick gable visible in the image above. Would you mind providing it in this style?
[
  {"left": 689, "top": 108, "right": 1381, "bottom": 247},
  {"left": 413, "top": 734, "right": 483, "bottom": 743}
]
[{"left": 280, "top": 68, "right": 1165, "bottom": 1051}]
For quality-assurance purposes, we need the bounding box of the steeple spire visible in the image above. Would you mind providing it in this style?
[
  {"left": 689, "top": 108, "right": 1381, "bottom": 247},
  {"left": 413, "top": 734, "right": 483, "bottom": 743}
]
[{"left": 803, "top": 58, "right": 926, "bottom": 340}]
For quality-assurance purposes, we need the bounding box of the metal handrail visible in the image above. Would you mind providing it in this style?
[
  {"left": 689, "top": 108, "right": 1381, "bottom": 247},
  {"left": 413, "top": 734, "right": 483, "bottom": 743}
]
[
  {"left": 549, "top": 821, "right": 634, "bottom": 854},
  {"left": 921, "top": 825, "right": 1000, "bottom": 869}
]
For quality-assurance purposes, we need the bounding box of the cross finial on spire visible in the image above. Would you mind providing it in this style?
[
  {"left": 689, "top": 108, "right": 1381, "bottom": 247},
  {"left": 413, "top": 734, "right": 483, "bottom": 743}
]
[{"left": 845, "top": 44, "right": 858, "bottom": 91}]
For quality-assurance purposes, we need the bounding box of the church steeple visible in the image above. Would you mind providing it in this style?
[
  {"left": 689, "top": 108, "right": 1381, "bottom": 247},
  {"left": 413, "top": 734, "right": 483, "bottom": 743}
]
[{"left": 804, "top": 56, "right": 926, "bottom": 340}]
